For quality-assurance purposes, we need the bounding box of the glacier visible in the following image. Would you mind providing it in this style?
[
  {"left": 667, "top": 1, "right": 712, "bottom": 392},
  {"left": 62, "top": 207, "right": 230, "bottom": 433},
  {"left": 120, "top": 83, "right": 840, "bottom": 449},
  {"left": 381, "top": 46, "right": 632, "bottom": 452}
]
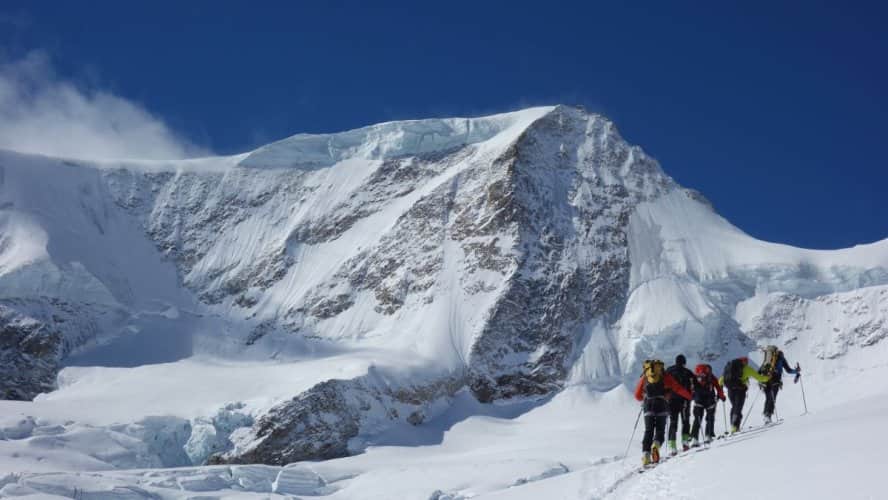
[{"left": 0, "top": 105, "right": 886, "bottom": 498}]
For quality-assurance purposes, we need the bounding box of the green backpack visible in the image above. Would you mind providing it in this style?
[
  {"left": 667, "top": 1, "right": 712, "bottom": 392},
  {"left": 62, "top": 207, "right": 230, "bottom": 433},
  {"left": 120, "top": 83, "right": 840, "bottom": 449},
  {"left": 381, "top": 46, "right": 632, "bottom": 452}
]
[{"left": 723, "top": 358, "right": 744, "bottom": 388}]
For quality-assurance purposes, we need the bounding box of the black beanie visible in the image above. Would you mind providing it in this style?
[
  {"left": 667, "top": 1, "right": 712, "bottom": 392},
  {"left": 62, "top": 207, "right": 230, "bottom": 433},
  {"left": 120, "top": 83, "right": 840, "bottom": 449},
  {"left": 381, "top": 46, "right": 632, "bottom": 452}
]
[{"left": 676, "top": 354, "right": 686, "bottom": 366}]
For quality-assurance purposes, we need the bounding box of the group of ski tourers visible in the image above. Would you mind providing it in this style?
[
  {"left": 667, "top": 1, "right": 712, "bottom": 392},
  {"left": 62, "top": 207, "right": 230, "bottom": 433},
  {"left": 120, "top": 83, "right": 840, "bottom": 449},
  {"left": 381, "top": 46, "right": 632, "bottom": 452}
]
[{"left": 633, "top": 346, "right": 801, "bottom": 466}]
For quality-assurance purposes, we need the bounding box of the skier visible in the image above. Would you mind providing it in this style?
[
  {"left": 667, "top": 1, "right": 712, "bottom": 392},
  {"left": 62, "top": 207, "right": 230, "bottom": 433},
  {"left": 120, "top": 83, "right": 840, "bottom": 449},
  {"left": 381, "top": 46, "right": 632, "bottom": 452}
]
[
  {"left": 758, "top": 345, "right": 800, "bottom": 424},
  {"left": 690, "top": 363, "right": 725, "bottom": 445},
  {"left": 665, "top": 354, "right": 694, "bottom": 455},
  {"left": 720, "top": 356, "right": 769, "bottom": 433},
  {"left": 634, "top": 359, "right": 693, "bottom": 466}
]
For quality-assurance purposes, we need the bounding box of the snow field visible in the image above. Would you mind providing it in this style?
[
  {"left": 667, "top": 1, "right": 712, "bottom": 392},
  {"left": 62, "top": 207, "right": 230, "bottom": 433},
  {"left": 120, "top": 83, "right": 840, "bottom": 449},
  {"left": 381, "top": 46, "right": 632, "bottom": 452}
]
[{"left": 2, "top": 381, "right": 882, "bottom": 499}]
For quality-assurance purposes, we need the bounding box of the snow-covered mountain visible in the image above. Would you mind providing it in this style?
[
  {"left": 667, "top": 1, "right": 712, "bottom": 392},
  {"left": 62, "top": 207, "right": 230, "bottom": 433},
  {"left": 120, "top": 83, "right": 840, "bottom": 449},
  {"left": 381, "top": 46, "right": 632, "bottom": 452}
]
[{"left": 1, "top": 105, "right": 887, "bottom": 496}]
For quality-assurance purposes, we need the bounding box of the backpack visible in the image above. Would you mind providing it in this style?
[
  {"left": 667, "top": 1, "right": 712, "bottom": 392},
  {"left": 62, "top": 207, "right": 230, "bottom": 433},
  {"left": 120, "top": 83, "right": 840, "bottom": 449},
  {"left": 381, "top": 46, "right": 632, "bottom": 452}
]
[
  {"left": 694, "top": 363, "right": 712, "bottom": 388},
  {"left": 642, "top": 359, "right": 667, "bottom": 402},
  {"left": 667, "top": 364, "right": 693, "bottom": 391},
  {"left": 760, "top": 345, "right": 779, "bottom": 376},
  {"left": 722, "top": 358, "right": 744, "bottom": 388},
  {"left": 643, "top": 359, "right": 665, "bottom": 384}
]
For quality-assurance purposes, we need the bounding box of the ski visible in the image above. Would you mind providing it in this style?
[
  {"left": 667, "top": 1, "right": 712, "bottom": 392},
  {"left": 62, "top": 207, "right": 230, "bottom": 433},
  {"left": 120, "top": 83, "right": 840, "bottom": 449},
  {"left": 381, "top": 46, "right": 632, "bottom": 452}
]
[
  {"left": 695, "top": 442, "right": 713, "bottom": 453},
  {"left": 718, "top": 419, "right": 784, "bottom": 440},
  {"left": 637, "top": 419, "right": 784, "bottom": 473},
  {"left": 638, "top": 460, "right": 666, "bottom": 473},
  {"left": 637, "top": 452, "right": 673, "bottom": 473}
]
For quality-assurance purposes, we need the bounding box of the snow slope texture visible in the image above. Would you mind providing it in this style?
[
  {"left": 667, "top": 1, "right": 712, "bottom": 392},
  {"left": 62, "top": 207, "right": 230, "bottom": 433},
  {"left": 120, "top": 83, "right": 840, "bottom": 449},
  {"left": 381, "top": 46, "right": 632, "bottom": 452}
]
[{"left": 0, "top": 105, "right": 886, "bottom": 481}]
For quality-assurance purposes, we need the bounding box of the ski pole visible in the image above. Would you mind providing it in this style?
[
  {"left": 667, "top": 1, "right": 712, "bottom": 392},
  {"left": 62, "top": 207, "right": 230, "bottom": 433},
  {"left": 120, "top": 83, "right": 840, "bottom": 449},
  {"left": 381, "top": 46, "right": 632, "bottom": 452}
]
[
  {"left": 722, "top": 400, "right": 728, "bottom": 435},
  {"left": 798, "top": 372, "right": 808, "bottom": 415},
  {"left": 741, "top": 386, "right": 761, "bottom": 430},
  {"left": 623, "top": 406, "right": 643, "bottom": 461}
]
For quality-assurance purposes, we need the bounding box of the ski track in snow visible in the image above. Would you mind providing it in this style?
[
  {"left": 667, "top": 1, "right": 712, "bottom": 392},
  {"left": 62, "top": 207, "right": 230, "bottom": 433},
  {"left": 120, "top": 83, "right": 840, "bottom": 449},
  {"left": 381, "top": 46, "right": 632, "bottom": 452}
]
[{"left": 599, "top": 424, "right": 782, "bottom": 500}]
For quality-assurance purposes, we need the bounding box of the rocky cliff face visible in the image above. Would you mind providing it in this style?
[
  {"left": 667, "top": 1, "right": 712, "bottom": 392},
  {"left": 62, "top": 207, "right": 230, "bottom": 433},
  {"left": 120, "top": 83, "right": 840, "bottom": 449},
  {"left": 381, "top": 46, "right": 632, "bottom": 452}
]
[
  {"left": 0, "top": 298, "right": 127, "bottom": 399},
  {"left": 211, "top": 370, "right": 463, "bottom": 465},
  {"left": 465, "top": 107, "right": 674, "bottom": 401},
  {"left": 739, "top": 285, "right": 888, "bottom": 360}
]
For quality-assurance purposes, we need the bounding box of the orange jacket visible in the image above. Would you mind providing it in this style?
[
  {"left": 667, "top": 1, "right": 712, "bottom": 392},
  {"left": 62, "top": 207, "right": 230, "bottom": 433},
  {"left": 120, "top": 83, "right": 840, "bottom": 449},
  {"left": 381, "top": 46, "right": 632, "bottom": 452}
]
[{"left": 634, "top": 373, "right": 693, "bottom": 402}]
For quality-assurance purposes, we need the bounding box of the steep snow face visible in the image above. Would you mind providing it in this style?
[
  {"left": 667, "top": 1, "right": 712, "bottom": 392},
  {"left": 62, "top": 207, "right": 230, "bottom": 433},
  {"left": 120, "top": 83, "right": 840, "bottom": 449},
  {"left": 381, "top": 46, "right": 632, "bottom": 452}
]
[
  {"left": 606, "top": 188, "right": 888, "bottom": 380},
  {"left": 628, "top": 189, "right": 888, "bottom": 285},
  {"left": 0, "top": 153, "right": 199, "bottom": 399}
]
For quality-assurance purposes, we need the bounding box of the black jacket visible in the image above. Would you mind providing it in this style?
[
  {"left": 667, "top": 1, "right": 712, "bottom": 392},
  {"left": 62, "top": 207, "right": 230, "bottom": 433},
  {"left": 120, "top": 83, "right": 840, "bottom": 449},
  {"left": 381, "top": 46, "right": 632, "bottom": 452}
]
[{"left": 666, "top": 364, "right": 694, "bottom": 393}]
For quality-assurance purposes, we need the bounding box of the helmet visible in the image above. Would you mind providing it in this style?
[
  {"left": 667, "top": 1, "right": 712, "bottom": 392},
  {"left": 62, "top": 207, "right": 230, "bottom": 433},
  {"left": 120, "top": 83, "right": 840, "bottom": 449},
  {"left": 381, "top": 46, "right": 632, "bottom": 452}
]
[{"left": 675, "top": 354, "right": 687, "bottom": 366}]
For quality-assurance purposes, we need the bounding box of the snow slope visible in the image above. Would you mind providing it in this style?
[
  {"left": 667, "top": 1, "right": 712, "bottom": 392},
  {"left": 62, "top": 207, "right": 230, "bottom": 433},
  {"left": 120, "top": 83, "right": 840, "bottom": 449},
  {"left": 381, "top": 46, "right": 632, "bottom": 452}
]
[
  {"left": 1, "top": 384, "right": 882, "bottom": 499},
  {"left": 0, "top": 105, "right": 886, "bottom": 498}
]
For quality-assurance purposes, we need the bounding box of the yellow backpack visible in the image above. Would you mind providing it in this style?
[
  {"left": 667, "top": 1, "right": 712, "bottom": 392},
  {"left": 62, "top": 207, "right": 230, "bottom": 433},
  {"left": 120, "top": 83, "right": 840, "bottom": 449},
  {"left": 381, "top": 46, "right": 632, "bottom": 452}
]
[
  {"left": 643, "top": 359, "right": 665, "bottom": 384},
  {"left": 761, "top": 345, "right": 779, "bottom": 376}
]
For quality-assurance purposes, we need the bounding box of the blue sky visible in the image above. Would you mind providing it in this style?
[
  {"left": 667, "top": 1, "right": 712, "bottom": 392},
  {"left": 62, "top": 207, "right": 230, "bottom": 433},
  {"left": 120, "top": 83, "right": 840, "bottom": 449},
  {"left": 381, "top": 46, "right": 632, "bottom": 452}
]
[{"left": 1, "top": 1, "right": 886, "bottom": 249}]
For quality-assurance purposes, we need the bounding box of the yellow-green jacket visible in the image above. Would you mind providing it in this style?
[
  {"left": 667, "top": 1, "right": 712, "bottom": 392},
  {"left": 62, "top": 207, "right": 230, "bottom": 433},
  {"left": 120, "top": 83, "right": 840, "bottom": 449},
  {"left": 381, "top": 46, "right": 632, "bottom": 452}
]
[{"left": 719, "top": 364, "right": 770, "bottom": 388}]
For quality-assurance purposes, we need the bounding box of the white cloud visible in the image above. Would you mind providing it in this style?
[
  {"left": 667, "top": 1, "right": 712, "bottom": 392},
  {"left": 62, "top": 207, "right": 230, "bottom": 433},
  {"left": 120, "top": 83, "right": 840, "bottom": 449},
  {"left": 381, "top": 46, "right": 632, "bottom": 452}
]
[{"left": 0, "top": 51, "right": 208, "bottom": 160}]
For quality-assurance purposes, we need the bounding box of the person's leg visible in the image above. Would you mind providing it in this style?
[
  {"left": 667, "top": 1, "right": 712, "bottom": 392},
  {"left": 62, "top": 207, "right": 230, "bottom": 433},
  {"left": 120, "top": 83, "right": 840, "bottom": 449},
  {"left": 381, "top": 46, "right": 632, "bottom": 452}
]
[
  {"left": 763, "top": 384, "right": 776, "bottom": 418},
  {"left": 691, "top": 404, "right": 703, "bottom": 440},
  {"left": 730, "top": 388, "right": 747, "bottom": 429},
  {"left": 667, "top": 399, "right": 680, "bottom": 445},
  {"left": 642, "top": 415, "right": 654, "bottom": 453},
  {"left": 771, "top": 384, "right": 781, "bottom": 419},
  {"left": 652, "top": 414, "right": 667, "bottom": 461},
  {"left": 681, "top": 400, "right": 691, "bottom": 445},
  {"left": 655, "top": 414, "right": 667, "bottom": 447},
  {"left": 728, "top": 388, "right": 738, "bottom": 428},
  {"left": 705, "top": 405, "right": 716, "bottom": 439}
]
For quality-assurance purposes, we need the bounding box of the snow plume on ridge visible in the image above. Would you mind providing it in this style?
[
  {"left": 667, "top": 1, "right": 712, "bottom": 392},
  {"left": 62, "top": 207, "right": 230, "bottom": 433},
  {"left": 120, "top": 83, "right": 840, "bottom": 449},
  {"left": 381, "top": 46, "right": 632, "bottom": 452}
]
[{"left": 0, "top": 50, "right": 207, "bottom": 160}]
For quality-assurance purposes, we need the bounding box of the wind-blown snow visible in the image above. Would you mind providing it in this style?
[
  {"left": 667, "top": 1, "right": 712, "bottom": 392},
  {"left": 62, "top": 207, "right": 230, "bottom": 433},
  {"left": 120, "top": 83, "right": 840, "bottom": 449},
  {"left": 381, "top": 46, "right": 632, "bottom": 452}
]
[{"left": 240, "top": 107, "right": 553, "bottom": 169}]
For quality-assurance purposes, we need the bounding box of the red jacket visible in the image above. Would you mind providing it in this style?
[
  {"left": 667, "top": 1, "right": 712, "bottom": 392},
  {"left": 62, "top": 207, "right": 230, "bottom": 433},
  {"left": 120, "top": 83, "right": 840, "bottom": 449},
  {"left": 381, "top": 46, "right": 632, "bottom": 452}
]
[
  {"left": 634, "top": 373, "right": 692, "bottom": 402},
  {"left": 704, "top": 373, "right": 726, "bottom": 400}
]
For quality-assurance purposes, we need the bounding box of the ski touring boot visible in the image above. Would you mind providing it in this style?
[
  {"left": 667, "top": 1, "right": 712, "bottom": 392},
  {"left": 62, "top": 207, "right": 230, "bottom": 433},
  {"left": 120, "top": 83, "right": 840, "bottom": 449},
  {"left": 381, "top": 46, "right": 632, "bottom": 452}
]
[
  {"left": 682, "top": 434, "right": 691, "bottom": 452},
  {"left": 651, "top": 442, "right": 661, "bottom": 463},
  {"left": 763, "top": 414, "right": 773, "bottom": 425},
  {"left": 730, "top": 425, "right": 738, "bottom": 434},
  {"left": 691, "top": 437, "right": 700, "bottom": 448},
  {"left": 668, "top": 440, "right": 678, "bottom": 456},
  {"left": 642, "top": 452, "right": 652, "bottom": 466}
]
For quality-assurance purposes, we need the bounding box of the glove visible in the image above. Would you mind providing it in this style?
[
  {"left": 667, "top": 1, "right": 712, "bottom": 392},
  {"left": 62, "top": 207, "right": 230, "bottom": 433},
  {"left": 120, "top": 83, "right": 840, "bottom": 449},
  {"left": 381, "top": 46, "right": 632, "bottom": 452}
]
[{"left": 719, "top": 395, "right": 726, "bottom": 402}]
